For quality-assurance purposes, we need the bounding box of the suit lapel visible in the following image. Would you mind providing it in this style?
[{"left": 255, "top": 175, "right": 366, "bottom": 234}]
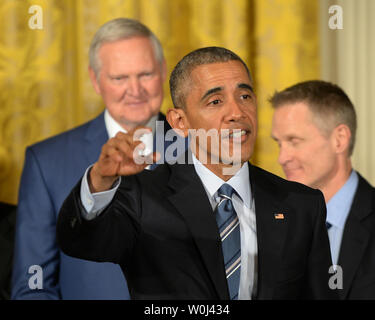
[
  {"left": 152, "top": 112, "right": 188, "bottom": 170},
  {"left": 167, "top": 161, "right": 293, "bottom": 300},
  {"left": 167, "top": 156, "right": 229, "bottom": 299},
  {"left": 151, "top": 113, "right": 170, "bottom": 170},
  {"left": 83, "top": 112, "right": 109, "bottom": 165},
  {"left": 338, "top": 174, "right": 373, "bottom": 299},
  {"left": 249, "top": 165, "right": 291, "bottom": 300}
]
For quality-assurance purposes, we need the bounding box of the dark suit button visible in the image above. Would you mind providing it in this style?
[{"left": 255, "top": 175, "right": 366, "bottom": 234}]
[{"left": 70, "top": 217, "right": 77, "bottom": 228}]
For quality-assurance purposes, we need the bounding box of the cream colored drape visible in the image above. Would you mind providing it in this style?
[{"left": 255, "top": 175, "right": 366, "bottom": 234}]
[
  {"left": 320, "top": 0, "right": 375, "bottom": 186},
  {"left": 0, "top": 0, "right": 320, "bottom": 204}
]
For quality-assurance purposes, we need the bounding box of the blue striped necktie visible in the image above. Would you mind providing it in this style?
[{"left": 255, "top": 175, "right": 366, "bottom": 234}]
[{"left": 215, "top": 183, "right": 241, "bottom": 300}]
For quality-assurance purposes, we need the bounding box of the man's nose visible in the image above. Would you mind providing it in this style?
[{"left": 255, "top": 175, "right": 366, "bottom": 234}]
[
  {"left": 127, "top": 77, "right": 142, "bottom": 96},
  {"left": 227, "top": 99, "right": 245, "bottom": 122},
  {"left": 278, "top": 144, "right": 292, "bottom": 165}
]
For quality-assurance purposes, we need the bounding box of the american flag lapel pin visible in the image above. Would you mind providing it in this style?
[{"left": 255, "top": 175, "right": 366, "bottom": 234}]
[{"left": 274, "top": 213, "right": 284, "bottom": 220}]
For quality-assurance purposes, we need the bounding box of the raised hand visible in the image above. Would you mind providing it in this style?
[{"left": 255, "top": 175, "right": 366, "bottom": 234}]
[{"left": 89, "top": 127, "right": 159, "bottom": 193}]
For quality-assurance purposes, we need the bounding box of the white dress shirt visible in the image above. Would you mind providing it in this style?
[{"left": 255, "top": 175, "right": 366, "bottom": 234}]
[
  {"left": 326, "top": 170, "right": 359, "bottom": 265},
  {"left": 104, "top": 109, "right": 157, "bottom": 138},
  {"left": 191, "top": 155, "right": 258, "bottom": 300},
  {"left": 80, "top": 151, "right": 258, "bottom": 299}
]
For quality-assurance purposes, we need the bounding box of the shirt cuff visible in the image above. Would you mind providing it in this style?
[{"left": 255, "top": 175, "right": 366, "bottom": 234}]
[{"left": 80, "top": 165, "right": 121, "bottom": 220}]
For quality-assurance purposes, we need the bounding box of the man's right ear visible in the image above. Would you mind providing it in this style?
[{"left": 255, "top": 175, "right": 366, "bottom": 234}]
[
  {"left": 166, "top": 108, "right": 189, "bottom": 138},
  {"left": 88, "top": 67, "right": 101, "bottom": 95}
]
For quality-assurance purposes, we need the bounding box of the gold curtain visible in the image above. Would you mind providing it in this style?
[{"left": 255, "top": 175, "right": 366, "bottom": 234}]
[{"left": 0, "top": 0, "right": 319, "bottom": 204}]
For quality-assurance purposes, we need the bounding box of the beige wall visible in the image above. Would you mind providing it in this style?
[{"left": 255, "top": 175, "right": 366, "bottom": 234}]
[{"left": 320, "top": 0, "right": 375, "bottom": 185}]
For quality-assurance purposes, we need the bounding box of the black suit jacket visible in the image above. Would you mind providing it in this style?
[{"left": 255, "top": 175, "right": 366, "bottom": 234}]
[
  {"left": 57, "top": 157, "right": 336, "bottom": 300},
  {"left": 0, "top": 202, "right": 17, "bottom": 300},
  {"left": 337, "top": 173, "right": 375, "bottom": 299}
]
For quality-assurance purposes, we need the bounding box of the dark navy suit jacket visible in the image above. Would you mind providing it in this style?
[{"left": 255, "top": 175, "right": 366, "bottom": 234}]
[
  {"left": 337, "top": 173, "right": 375, "bottom": 299},
  {"left": 57, "top": 156, "right": 337, "bottom": 300},
  {"left": 12, "top": 111, "right": 181, "bottom": 299},
  {"left": 0, "top": 202, "right": 16, "bottom": 300}
]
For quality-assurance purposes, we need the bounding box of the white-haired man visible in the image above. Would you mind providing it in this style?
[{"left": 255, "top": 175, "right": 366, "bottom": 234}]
[{"left": 12, "top": 18, "right": 174, "bottom": 299}]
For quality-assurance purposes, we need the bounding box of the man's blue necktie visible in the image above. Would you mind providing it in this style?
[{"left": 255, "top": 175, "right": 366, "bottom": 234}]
[{"left": 215, "top": 183, "right": 241, "bottom": 300}]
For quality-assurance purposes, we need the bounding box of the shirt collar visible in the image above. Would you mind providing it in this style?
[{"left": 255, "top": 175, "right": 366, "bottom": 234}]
[
  {"left": 104, "top": 109, "right": 158, "bottom": 139},
  {"left": 326, "top": 170, "right": 359, "bottom": 229},
  {"left": 192, "top": 153, "right": 252, "bottom": 208}
]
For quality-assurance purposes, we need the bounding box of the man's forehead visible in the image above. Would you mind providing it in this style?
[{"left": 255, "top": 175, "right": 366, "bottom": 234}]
[
  {"left": 99, "top": 38, "right": 159, "bottom": 71},
  {"left": 274, "top": 102, "right": 315, "bottom": 122},
  {"left": 191, "top": 60, "right": 249, "bottom": 75},
  {"left": 99, "top": 37, "right": 155, "bottom": 59},
  {"left": 189, "top": 61, "right": 252, "bottom": 87},
  {"left": 272, "top": 104, "right": 321, "bottom": 137}
]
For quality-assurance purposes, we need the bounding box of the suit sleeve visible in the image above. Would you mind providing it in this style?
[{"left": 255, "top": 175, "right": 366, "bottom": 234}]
[
  {"left": 11, "top": 147, "right": 61, "bottom": 299},
  {"left": 305, "top": 190, "right": 338, "bottom": 299},
  {"left": 57, "top": 175, "right": 141, "bottom": 265},
  {"left": 80, "top": 166, "right": 120, "bottom": 220}
]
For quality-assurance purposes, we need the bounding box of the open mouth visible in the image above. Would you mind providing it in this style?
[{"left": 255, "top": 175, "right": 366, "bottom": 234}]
[
  {"left": 228, "top": 129, "right": 249, "bottom": 138},
  {"left": 222, "top": 129, "right": 251, "bottom": 143}
]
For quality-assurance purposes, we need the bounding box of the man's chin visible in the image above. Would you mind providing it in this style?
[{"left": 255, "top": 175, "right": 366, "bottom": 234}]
[
  {"left": 119, "top": 115, "right": 153, "bottom": 128},
  {"left": 285, "top": 173, "right": 307, "bottom": 186}
]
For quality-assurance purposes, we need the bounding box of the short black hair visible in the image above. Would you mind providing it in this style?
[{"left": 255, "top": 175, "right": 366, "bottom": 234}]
[{"left": 169, "top": 46, "right": 252, "bottom": 109}]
